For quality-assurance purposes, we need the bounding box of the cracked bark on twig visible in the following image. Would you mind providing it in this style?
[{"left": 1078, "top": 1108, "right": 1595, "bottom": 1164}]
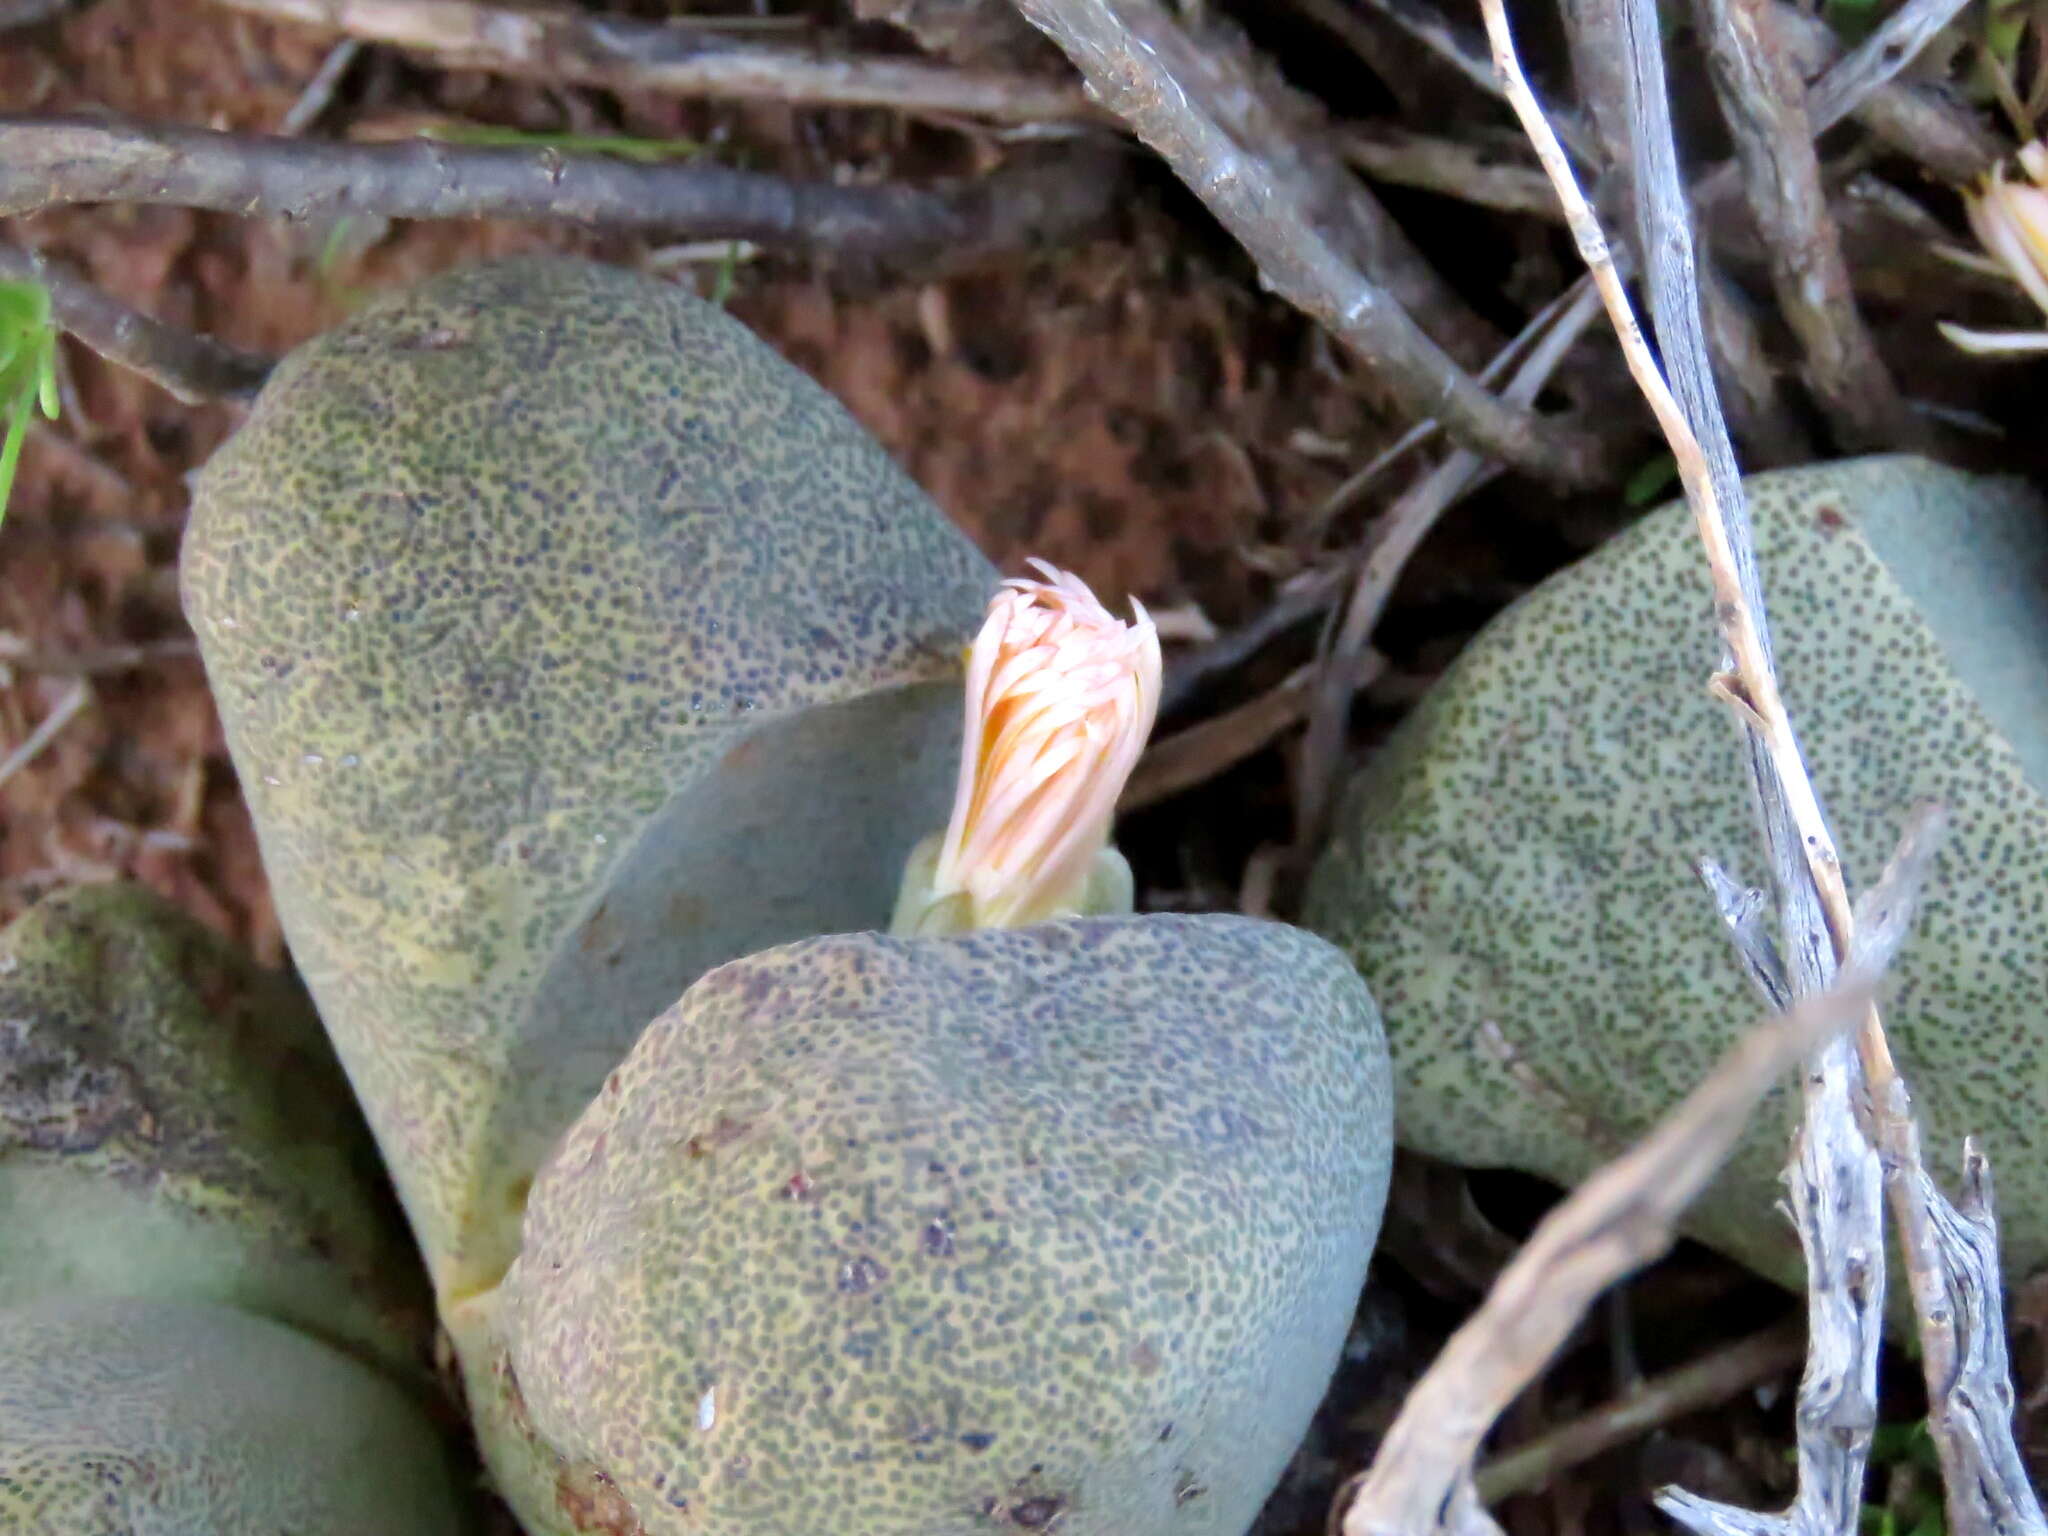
[
  {"left": 1011, "top": 0, "right": 1613, "bottom": 488},
  {"left": 1882, "top": 1140, "right": 2046, "bottom": 1536},
  {"left": 1558, "top": 0, "right": 1811, "bottom": 464},
  {"left": 1598, "top": 0, "right": 1895, "bottom": 1523},
  {"left": 0, "top": 116, "right": 1126, "bottom": 278},
  {"left": 1772, "top": 1, "right": 2001, "bottom": 183},
  {"left": 213, "top": 0, "right": 1100, "bottom": 125},
  {"left": 1582, "top": 0, "right": 2041, "bottom": 1531},
  {"left": 1802, "top": 0, "right": 1975, "bottom": 137},
  {"left": 0, "top": 241, "right": 273, "bottom": 403},
  {"left": 1688, "top": 0, "right": 1995, "bottom": 239},
  {"left": 1341, "top": 0, "right": 2036, "bottom": 1527},
  {"left": 1689, "top": 0, "right": 1913, "bottom": 449},
  {"left": 1045, "top": 0, "right": 1507, "bottom": 364}
]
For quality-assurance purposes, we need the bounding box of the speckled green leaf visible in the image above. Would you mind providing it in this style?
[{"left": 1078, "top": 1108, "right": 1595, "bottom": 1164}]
[
  {"left": 1305, "top": 455, "right": 2048, "bottom": 1294},
  {"left": 0, "top": 1296, "right": 466, "bottom": 1535},
  {"left": 0, "top": 881, "right": 429, "bottom": 1385},
  {"left": 456, "top": 914, "right": 1393, "bottom": 1536},
  {"left": 182, "top": 257, "right": 997, "bottom": 1301}
]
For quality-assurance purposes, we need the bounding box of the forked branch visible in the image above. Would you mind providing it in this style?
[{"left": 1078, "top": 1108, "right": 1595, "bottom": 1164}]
[
  {"left": 1335, "top": 808, "right": 1942, "bottom": 1536},
  {"left": 1466, "top": 3, "right": 2044, "bottom": 1535}
]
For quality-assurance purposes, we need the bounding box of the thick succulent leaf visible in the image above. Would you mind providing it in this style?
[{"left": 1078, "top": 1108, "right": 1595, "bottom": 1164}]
[
  {"left": 1306, "top": 455, "right": 2048, "bottom": 1295},
  {"left": 182, "top": 257, "right": 996, "bottom": 1298},
  {"left": 459, "top": 913, "right": 1393, "bottom": 1536},
  {"left": 0, "top": 881, "right": 429, "bottom": 1384},
  {"left": 0, "top": 1297, "right": 467, "bottom": 1535}
]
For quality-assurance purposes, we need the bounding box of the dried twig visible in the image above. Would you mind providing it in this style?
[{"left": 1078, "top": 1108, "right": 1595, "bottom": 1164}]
[
  {"left": 1356, "top": 0, "right": 1992, "bottom": 186},
  {"left": 1687, "top": 0, "right": 1995, "bottom": 250},
  {"left": 1480, "top": 1, "right": 2041, "bottom": 1533},
  {"left": 1509, "top": 0, "right": 1898, "bottom": 1521},
  {"left": 1033, "top": 0, "right": 1511, "bottom": 365},
  {"left": 0, "top": 635, "right": 197, "bottom": 675},
  {"left": 1473, "top": 1318, "right": 1808, "bottom": 1504},
  {"left": 1556, "top": 0, "right": 1812, "bottom": 464},
  {"left": 277, "top": 36, "right": 363, "bottom": 136},
  {"left": 1012, "top": 0, "right": 1614, "bottom": 488},
  {"left": 1337, "top": 951, "right": 1909, "bottom": 1536},
  {"left": 1688, "top": 0, "right": 1913, "bottom": 449},
  {"left": 1293, "top": 272, "right": 1606, "bottom": 851},
  {"left": 1772, "top": 1, "right": 2001, "bottom": 183},
  {"left": 1353, "top": 0, "right": 1600, "bottom": 163},
  {"left": 1309, "top": 272, "right": 1602, "bottom": 539},
  {"left": 0, "top": 241, "right": 273, "bottom": 403},
  {"left": 1803, "top": 0, "right": 1975, "bottom": 136},
  {"left": 1156, "top": 569, "right": 1346, "bottom": 719},
  {"left": 0, "top": 681, "right": 90, "bottom": 792},
  {"left": 1337, "top": 125, "right": 1561, "bottom": 219},
  {"left": 213, "top": 0, "right": 1100, "bottom": 125},
  {"left": 1880, "top": 1139, "right": 2045, "bottom": 1536},
  {"left": 0, "top": 117, "right": 1125, "bottom": 277},
  {"left": 1123, "top": 662, "right": 1334, "bottom": 813}
]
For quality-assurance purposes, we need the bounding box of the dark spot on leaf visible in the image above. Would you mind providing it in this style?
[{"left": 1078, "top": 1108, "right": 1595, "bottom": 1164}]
[
  {"left": 685, "top": 1116, "right": 752, "bottom": 1157},
  {"left": 838, "top": 1254, "right": 888, "bottom": 1293}
]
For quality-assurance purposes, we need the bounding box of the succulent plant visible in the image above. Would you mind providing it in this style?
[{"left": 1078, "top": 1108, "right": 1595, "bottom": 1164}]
[
  {"left": 0, "top": 882, "right": 466, "bottom": 1533},
  {"left": 1306, "top": 455, "right": 2048, "bottom": 1298},
  {"left": 181, "top": 255, "right": 999, "bottom": 1304},
  {"left": 167, "top": 255, "right": 1394, "bottom": 1535}
]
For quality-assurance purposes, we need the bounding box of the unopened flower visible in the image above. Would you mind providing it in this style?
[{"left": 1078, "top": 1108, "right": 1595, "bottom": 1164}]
[
  {"left": 1941, "top": 140, "right": 2048, "bottom": 355},
  {"left": 892, "top": 560, "right": 1160, "bottom": 936}
]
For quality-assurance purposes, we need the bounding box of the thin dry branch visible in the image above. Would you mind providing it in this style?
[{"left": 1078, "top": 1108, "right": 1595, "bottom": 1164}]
[
  {"left": 1557, "top": 0, "right": 1812, "bottom": 464},
  {"left": 1293, "top": 274, "right": 1605, "bottom": 851},
  {"left": 1122, "top": 662, "right": 1332, "bottom": 814},
  {"left": 213, "top": 0, "right": 1100, "bottom": 125},
  {"left": 1337, "top": 952, "right": 1908, "bottom": 1536},
  {"left": 1879, "top": 1138, "right": 2046, "bottom": 1536},
  {"left": 1356, "top": 0, "right": 1992, "bottom": 186},
  {"left": 0, "top": 634, "right": 198, "bottom": 675},
  {"left": 1352, "top": 0, "right": 1601, "bottom": 162},
  {"left": 277, "top": 37, "right": 363, "bottom": 136},
  {"left": 1486, "top": 1, "right": 2041, "bottom": 1532},
  {"left": 1773, "top": 1, "right": 2002, "bottom": 182},
  {"left": 1803, "top": 0, "right": 1975, "bottom": 136},
  {"left": 1473, "top": 1318, "right": 1807, "bottom": 1504},
  {"left": 1011, "top": 0, "right": 1615, "bottom": 489},
  {"left": 1308, "top": 272, "right": 1604, "bottom": 538},
  {"left": 0, "top": 117, "right": 1124, "bottom": 277},
  {"left": 1337, "top": 125, "right": 1561, "bottom": 219},
  {"left": 1022, "top": 0, "right": 1509, "bottom": 364},
  {"left": 1527, "top": 0, "right": 1897, "bottom": 1523},
  {"left": 0, "top": 241, "right": 273, "bottom": 403},
  {"left": 1688, "top": 0, "right": 1913, "bottom": 449},
  {"left": 0, "top": 681, "right": 90, "bottom": 792}
]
